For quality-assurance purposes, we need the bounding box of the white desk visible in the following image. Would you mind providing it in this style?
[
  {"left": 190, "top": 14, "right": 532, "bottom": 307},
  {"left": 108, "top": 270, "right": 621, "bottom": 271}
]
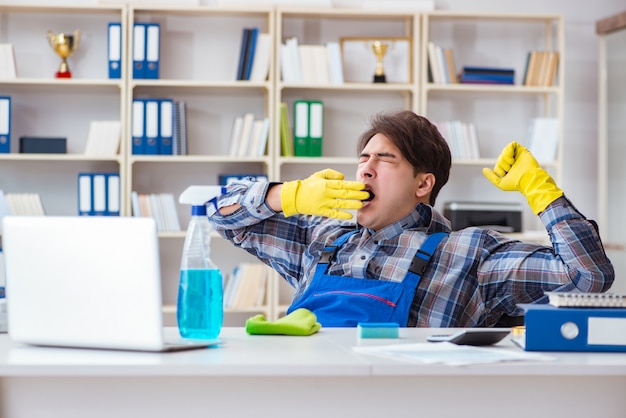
[{"left": 1, "top": 327, "right": 625, "bottom": 418}]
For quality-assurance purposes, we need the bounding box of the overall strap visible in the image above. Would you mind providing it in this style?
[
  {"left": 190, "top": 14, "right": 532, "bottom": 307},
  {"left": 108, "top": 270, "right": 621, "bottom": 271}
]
[
  {"left": 319, "top": 230, "right": 359, "bottom": 264},
  {"left": 408, "top": 232, "right": 448, "bottom": 277}
]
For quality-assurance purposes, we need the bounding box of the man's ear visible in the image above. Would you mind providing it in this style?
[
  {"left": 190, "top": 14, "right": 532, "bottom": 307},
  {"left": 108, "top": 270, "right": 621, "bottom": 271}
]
[{"left": 415, "top": 172, "right": 435, "bottom": 199}]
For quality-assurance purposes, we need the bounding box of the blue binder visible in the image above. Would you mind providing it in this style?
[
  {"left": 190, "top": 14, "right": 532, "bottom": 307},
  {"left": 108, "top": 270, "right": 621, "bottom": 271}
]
[
  {"left": 107, "top": 22, "right": 122, "bottom": 79},
  {"left": 0, "top": 96, "right": 10, "bottom": 153},
  {"left": 106, "top": 173, "right": 120, "bottom": 216},
  {"left": 144, "top": 99, "right": 159, "bottom": 155},
  {"left": 145, "top": 23, "right": 160, "bottom": 79},
  {"left": 91, "top": 173, "right": 108, "bottom": 216},
  {"left": 132, "top": 99, "right": 146, "bottom": 155},
  {"left": 78, "top": 173, "right": 93, "bottom": 216},
  {"left": 132, "top": 23, "right": 146, "bottom": 79},
  {"left": 522, "top": 304, "right": 626, "bottom": 352},
  {"left": 158, "top": 99, "right": 173, "bottom": 155}
]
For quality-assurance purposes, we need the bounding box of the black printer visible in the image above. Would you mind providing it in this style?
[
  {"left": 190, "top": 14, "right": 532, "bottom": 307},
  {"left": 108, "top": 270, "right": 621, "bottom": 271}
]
[{"left": 443, "top": 201, "right": 523, "bottom": 232}]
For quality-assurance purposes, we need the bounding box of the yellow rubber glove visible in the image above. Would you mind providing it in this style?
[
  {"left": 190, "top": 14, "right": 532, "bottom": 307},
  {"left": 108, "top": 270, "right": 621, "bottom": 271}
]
[
  {"left": 482, "top": 141, "right": 564, "bottom": 215},
  {"left": 281, "top": 169, "right": 369, "bottom": 219}
]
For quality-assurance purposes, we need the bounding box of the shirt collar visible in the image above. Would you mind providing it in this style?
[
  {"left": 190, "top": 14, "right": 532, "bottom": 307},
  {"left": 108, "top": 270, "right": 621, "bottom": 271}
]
[{"left": 360, "top": 203, "right": 451, "bottom": 240}]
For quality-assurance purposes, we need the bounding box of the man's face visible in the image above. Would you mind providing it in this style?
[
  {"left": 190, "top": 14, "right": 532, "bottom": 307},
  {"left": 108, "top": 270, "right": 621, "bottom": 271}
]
[{"left": 356, "top": 133, "right": 427, "bottom": 230}]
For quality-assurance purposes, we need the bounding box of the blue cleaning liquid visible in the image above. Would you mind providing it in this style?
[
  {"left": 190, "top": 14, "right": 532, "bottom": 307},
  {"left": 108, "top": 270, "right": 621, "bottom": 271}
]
[{"left": 177, "top": 268, "right": 223, "bottom": 339}]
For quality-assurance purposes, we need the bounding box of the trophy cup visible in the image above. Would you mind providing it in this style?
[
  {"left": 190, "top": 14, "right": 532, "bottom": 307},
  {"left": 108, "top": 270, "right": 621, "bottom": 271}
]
[
  {"left": 47, "top": 30, "right": 81, "bottom": 78},
  {"left": 369, "top": 40, "right": 392, "bottom": 83}
]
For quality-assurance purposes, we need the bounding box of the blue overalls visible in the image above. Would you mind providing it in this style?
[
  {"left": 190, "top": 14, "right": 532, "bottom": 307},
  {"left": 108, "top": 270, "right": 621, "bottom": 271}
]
[{"left": 287, "top": 230, "right": 448, "bottom": 327}]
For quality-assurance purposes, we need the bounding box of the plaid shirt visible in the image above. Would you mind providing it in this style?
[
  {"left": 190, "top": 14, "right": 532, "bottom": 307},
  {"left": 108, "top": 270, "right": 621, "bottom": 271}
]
[{"left": 208, "top": 180, "right": 614, "bottom": 327}]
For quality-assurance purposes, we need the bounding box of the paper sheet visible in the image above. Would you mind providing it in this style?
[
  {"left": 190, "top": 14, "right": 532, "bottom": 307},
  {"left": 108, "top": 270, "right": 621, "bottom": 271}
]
[{"left": 353, "top": 342, "right": 554, "bottom": 366}]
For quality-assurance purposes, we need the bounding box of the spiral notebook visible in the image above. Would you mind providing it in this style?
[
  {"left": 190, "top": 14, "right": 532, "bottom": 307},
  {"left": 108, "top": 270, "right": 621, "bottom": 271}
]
[{"left": 546, "top": 292, "right": 626, "bottom": 308}]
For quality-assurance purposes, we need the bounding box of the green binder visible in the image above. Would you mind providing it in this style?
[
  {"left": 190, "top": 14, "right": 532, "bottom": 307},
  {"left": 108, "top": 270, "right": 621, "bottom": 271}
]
[
  {"left": 293, "top": 100, "right": 309, "bottom": 157},
  {"left": 307, "top": 100, "right": 323, "bottom": 157}
]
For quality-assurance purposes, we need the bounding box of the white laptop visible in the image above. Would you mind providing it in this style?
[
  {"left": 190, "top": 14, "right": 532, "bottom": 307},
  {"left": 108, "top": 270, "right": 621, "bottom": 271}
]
[{"left": 2, "top": 215, "right": 220, "bottom": 352}]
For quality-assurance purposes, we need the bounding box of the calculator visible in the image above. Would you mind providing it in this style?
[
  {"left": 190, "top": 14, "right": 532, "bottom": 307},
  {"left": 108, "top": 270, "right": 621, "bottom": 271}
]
[{"left": 426, "top": 329, "right": 510, "bottom": 346}]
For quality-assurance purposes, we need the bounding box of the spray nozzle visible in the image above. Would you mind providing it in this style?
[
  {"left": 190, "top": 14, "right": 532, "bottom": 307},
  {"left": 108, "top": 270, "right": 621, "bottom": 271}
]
[{"left": 179, "top": 186, "right": 226, "bottom": 213}]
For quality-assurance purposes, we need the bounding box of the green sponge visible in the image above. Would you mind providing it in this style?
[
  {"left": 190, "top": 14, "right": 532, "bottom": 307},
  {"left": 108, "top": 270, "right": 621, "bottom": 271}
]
[{"left": 245, "top": 308, "right": 321, "bottom": 336}]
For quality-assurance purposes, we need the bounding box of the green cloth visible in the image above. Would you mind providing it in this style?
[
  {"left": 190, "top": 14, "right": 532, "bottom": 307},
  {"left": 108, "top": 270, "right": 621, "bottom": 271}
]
[{"left": 245, "top": 308, "right": 321, "bottom": 336}]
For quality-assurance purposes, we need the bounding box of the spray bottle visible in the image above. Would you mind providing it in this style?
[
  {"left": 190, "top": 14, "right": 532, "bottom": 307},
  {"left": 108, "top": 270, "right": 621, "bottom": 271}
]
[{"left": 177, "top": 185, "right": 226, "bottom": 339}]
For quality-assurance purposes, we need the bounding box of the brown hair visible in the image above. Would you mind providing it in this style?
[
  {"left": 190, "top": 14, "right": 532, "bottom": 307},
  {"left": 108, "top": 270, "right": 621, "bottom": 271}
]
[{"left": 357, "top": 110, "right": 451, "bottom": 206}]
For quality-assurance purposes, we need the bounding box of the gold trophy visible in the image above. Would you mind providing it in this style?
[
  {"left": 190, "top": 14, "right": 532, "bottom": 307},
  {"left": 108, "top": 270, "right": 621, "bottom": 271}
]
[
  {"left": 47, "top": 30, "right": 81, "bottom": 78},
  {"left": 369, "top": 40, "right": 392, "bottom": 83}
]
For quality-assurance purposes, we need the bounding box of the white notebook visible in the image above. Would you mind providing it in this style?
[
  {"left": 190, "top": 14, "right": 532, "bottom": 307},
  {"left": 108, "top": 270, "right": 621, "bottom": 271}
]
[{"left": 546, "top": 292, "right": 626, "bottom": 308}]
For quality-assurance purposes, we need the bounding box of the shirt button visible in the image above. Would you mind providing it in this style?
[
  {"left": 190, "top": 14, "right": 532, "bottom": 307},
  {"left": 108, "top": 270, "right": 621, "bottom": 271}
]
[
  {"left": 374, "top": 240, "right": 378, "bottom": 245},
  {"left": 360, "top": 255, "right": 366, "bottom": 260}
]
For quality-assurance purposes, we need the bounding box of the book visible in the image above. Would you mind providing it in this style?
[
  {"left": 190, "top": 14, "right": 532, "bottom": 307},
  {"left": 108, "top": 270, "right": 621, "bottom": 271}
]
[
  {"left": 279, "top": 102, "right": 294, "bottom": 156},
  {"left": 527, "top": 117, "right": 559, "bottom": 164},
  {"left": 326, "top": 41, "right": 344, "bottom": 85},
  {"left": 546, "top": 292, "right": 626, "bottom": 308},
  {"left": 443, "top": 48, "right": 458, "bottom": 83},
  {"left": 248, "top": 33, "right": 271, "bottom": 82},
  {"left": 228, "top": 116, "right": 244, "bottom": 156},
  {"left": 83, "top": 120, "right": 121, "bottom": 156},
  {"left": 172, "top": 100, "right": 187, "bottom": 155},
  {"left": 130, "top": 192, "right": 181, "bottom": 231},
  {"left": 0, "top": 44, "right": 17, "bottom": 79},
  {"left": 237, "top": 113, "right": 255, "bottom": 157},
  {"left": 4, "top": 193, "right": 46, "bottom": 216}
]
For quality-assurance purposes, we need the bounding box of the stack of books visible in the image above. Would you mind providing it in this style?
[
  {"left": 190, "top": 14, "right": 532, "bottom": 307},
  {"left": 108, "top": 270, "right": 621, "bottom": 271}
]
[
  {"left": 228, "top": 113, "right": 270, "bottom": 158},
  {"left": 459, "top": 66, "right": 515, "bottom": 85},
  {"left": 280, "top": 37, "right": 344, "bottom": 85},
  {"left": 432, "top": 120, "right": 480, "bottom": 159},
  {"left": 0, "top": 190, "right": 45, "bottom": 217},
  {"left": 130, "top": 191, "right": 181, "bottom": 232},
  {"left": 427, "top": 42, "right": 458, "bottom": 84},
  {"left": 520, "top": 292, "right": 626, "bottom": 352},
  {"left": 236, "top": 27, "right": 271, "bottom": 82},
  {"left": 223, "top": 263, "right": 269, "bottom": 309},
  {"left": 523, "top": 51, "right": 559, "bottom": 86}
]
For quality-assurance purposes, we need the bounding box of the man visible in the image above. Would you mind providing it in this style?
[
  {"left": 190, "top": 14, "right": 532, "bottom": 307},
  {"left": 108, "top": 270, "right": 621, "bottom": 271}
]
[{"left": 207, "top": 110, "right": 614, "bottom": 327}]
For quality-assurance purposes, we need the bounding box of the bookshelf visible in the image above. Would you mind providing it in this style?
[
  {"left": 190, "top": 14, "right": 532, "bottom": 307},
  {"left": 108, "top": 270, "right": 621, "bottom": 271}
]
[
  {"left": 126, "top": 5, "right": 275, "bottom": 324},
  {"left": 0, "top": 4, "right": 565, "bottom": 321},
  {"left": 0, "top": 3, "right": 126, "bottom": 217},
  {"left": 273, "top": 7, "right": 421, "bottom": 317},
  {"left": 597, "top": 10, "right": 626, "bottom": 294},
  {"left": 421, "top": 11, "right": 564, "bottom": 234}
]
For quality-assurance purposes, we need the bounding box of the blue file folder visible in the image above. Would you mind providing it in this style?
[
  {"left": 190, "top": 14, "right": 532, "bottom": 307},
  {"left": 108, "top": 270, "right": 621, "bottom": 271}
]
[
  {"left": 132, "top": 99, "right": 146, "bottom": 155},
  {"left": 106, "top": 173, "right": 120, "bottom": 216},
  {"left": 78, "top": 173, "right": 120, "bottom": 216},
  {"left": 132, "top": 23, "right": 146, "bottom": 79},
  {"left": 0, "top": 96, "right": 10, "bottom": 153},
  {"left": 108, "top": 22, "right": 122, "bottom": 79},
  {"left": 144, "top": 99, "right": 159, "bottom": 155},
  {"left": 522, "top": 304, "right": 626, "bottom": 352},
  {"left": 159, "top": 99, "right": 173, "bottom": 155},
  {"left": 145, "top": 23, "right": 160, "bottom": 79},
  {"left": 78, "top": 173, "right": 93, "bottom": 216}
]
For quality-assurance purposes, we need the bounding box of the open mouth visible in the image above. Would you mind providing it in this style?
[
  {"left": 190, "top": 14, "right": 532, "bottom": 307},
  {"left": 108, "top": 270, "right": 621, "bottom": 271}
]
[{"left": 363, "top": 190, "right": 375, "bottom": 202}]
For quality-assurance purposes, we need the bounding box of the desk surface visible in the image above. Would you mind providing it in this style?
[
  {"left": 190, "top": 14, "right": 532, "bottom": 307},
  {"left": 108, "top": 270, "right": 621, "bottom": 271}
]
[
  {"left": 1, "top": 327, "right": 626, "bottom": 377},
  {"left": 1, "top": 328, "right": 626, "bottom": 418}
]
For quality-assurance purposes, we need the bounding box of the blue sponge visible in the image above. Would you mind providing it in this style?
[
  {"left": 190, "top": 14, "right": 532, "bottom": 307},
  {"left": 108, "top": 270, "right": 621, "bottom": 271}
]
[{"left": 357, "top": 322, "right": 399, "bottom": 339}]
